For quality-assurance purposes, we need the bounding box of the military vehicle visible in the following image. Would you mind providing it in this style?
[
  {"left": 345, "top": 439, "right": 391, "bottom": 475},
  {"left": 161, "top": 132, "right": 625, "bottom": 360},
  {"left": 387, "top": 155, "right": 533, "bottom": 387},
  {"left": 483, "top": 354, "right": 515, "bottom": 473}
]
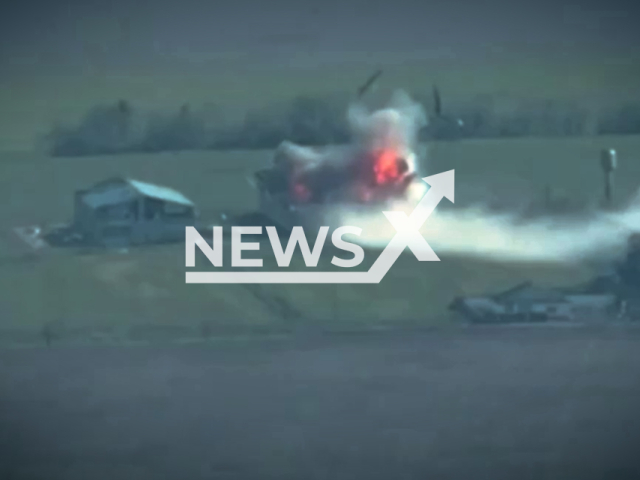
[{"left": 251, "top": 139, "right": 425, "bottom": 230}]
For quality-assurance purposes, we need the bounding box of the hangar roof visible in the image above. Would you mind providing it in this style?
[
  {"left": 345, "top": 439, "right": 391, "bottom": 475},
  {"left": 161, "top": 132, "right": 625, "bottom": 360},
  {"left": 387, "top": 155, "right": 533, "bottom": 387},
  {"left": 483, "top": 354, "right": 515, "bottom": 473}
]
[{"left": 81, "top": 177, "right": 195, "bottom": 208}]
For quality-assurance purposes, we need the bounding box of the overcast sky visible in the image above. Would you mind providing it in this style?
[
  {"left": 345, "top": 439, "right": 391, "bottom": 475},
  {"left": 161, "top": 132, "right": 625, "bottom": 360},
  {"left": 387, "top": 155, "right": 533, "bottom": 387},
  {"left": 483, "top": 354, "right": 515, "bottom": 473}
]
[
  {"left": 2, "top": 0, "right": 638, "bottom": 76},
  {"left": 0, "top": 0, "right": 639, "bottom": 148}
]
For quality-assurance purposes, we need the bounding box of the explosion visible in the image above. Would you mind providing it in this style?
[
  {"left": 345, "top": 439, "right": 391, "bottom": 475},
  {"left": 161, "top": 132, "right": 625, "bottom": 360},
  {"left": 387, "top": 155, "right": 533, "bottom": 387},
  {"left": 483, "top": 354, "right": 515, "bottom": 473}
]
[
  {"left": 266, "top": 90, "right": 427, "bottom": 207},
  {"left": 373, "top": 148, "right": 403, "bottom": 185},
  {"left": 257, "top": 89, "right": 640, "bottom": 265}
]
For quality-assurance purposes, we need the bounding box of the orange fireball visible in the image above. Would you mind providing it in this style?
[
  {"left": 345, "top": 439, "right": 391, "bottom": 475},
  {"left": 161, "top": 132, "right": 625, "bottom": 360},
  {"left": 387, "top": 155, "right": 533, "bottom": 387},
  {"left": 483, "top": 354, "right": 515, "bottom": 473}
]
[{"left": 373, "top": 149, "right": 401, "bottom": 185}]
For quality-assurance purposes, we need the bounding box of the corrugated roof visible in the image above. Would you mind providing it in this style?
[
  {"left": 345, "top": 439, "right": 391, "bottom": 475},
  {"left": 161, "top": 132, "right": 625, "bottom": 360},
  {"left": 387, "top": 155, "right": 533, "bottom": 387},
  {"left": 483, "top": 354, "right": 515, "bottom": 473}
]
[
  {"left": 81, "top": 178, "right": 194, "bottom": 208},
  {"left": 127, "top": 179, "right": 194, "bottom": 206}
]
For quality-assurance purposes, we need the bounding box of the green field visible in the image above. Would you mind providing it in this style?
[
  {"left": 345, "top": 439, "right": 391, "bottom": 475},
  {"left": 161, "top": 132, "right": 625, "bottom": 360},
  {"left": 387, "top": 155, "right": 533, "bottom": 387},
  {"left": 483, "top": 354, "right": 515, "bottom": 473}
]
[{"left": 2, "top": 135, "right": 640, "bottom": 344}]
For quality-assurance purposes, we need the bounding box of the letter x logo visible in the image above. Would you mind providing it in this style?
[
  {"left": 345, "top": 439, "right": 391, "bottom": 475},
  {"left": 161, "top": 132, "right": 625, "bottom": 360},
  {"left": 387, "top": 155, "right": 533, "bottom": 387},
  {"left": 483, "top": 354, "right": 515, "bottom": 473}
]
[
  {"left": 366, "top": 170, "right": 455, "bottom": 281},
  {"left": 383, "top": 208, "right": 439, "bottom": 261}
]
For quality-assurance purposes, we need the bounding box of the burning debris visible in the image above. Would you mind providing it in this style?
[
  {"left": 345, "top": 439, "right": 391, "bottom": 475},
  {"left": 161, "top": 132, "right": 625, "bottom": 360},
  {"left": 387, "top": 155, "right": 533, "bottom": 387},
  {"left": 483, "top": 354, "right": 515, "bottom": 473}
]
[
  {"left": 270, "top": 141, "right": 417, "bottom": 205},
  {"left": 252, "top": 91, "right": 428, "bottom": 229}
]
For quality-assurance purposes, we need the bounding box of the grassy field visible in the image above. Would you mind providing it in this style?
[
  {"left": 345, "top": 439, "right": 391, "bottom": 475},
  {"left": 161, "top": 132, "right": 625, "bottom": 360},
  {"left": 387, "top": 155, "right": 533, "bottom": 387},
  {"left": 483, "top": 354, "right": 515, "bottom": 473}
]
[
  {"left": 2, "top": 135, "right": 640, "bottom": 344},
  {"left": 2, "top": 327, "right": 640, "bottom": 479}
]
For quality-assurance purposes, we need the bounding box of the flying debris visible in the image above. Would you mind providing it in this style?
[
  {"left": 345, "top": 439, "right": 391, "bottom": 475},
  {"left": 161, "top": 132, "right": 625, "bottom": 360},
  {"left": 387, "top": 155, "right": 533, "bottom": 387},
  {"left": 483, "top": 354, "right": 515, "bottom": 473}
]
[
  {"left": 433, "top": 86, "right": 442, "bottom": 117},
  {"left": 431, "top": 85, "right": 464, "bottom": 128},
  {"left": 356, "top": 69, "right": 383, "bottom": 100}
]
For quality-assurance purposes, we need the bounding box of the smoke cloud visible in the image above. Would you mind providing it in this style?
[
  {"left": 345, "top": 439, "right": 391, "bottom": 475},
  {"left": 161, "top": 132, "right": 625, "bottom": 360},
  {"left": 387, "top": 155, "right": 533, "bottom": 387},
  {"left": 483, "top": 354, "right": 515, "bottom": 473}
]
[
  {"left": 339, "top": 203, "right": 640, "bottom": 264},
  {"left": 348, "top": 90, "right": 427, "bottom": 162},
  {"left": 326, "top": 93, "right": 640, "bottom": 265}
]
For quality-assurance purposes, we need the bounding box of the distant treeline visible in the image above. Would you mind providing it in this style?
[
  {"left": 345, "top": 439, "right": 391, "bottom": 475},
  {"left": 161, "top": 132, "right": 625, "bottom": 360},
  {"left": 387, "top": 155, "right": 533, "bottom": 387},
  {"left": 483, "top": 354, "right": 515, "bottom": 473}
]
[{"left": 45, "top": 95, "right": 640, "bottom": 157}]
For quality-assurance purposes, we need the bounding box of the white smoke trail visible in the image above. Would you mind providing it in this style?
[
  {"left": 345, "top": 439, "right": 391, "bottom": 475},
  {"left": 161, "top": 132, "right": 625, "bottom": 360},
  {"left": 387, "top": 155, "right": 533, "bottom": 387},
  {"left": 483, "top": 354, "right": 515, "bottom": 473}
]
[
  {"left": 337, "top": 202, "right": 640, "bottom": 264},
  {"left": 331, "top": 91, "right": 640, "bottom": 264}
]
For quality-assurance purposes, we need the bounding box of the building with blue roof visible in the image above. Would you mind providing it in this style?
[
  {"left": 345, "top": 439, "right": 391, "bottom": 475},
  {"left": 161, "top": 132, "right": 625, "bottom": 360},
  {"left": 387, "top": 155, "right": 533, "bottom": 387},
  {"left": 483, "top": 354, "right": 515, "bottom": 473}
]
[{"left": 73, "top": 177, "right": 198, "bottom": 247}]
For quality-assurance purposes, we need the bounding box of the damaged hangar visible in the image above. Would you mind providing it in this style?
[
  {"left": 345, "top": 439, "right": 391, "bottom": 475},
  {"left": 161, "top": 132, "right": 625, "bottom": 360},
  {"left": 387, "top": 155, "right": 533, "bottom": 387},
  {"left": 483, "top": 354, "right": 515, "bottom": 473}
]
[
  {"left": 449, "top": 281, "right": 619, "bottom": 324},
  {"left": 72, "top": 177, "right": 197, "bottom": 247}
]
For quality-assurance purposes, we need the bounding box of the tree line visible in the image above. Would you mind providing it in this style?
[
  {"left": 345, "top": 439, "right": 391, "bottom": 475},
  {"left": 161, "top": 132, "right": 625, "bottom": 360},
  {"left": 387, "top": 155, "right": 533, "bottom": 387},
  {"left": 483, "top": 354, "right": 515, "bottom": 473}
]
[{"left": 45, "top": 95, "right": 640, "bottom": 157}]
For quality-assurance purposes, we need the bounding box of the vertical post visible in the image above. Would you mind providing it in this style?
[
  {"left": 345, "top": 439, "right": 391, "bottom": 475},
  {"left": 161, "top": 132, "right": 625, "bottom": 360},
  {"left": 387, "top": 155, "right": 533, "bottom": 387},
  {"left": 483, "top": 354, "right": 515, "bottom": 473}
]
[{"left": 600, "top": 148, "right": 617, "bottom": 208}]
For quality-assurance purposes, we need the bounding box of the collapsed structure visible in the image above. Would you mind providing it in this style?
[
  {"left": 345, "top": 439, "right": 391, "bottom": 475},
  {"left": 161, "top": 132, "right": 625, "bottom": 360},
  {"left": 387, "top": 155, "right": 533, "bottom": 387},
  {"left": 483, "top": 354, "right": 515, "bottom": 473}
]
[
  {"left": 449, "top": 281, "right": 618, "bottom": 324},
  {"left": 451, "top": 234, "right": 640, "bottom": 324}
]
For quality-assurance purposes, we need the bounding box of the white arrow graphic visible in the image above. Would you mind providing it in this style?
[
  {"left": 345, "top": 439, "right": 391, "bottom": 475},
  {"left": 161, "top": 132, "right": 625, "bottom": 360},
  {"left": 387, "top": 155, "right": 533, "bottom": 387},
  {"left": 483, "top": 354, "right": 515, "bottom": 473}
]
[
  {"left": 186, "top": 170, "right": 455, "bottom": 284},
  {"left": 366, "top": 169, "right": 454, "bottom": 282}
]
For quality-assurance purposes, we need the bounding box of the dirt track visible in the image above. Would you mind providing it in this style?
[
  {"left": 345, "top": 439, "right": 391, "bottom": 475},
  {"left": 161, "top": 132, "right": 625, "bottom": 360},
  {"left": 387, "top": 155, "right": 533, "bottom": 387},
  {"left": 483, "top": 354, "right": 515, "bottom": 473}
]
[{"left": 1, "top": 325, "right": 640, "bottom": 480}]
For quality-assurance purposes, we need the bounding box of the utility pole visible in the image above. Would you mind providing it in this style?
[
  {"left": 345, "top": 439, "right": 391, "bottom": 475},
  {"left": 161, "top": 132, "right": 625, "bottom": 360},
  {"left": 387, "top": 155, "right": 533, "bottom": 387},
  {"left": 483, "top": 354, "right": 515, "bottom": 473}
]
[{"left": 600, "top": 148, "right": 617, "bottom": 208}]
